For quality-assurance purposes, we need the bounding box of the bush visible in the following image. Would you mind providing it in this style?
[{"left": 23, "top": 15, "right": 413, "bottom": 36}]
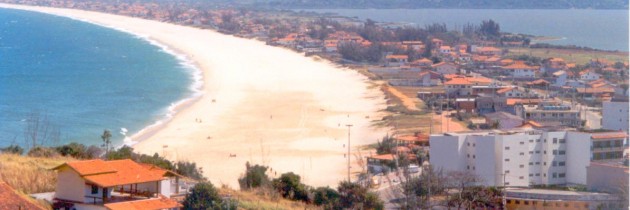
[
  {"left": 1, "top": 145, "right": 24, "bottom": 155},
  {"left": 107, "top": 146, "right": 205, "bottom": 181},
  {"left": 176, "top": 161, "right": 205, "bottom": 181},
  {"left": 55, "top": 142, "right": 89, "bottom": 159},
  {"left": 312, "top": 187, "right": 340, "bottom": 207},
  {"left": 27, "top": 146, "right": 59, "bottom": 158},
  {"left": 183, "top": 182, "right": 224, "bottom": 210},
  {"left": 272, "top": 172, "right": 309, "bottom": 202},
  {"left": 337, "top": 181, "right": 383, "bottom": 209},
  {"left": 238, "top": 162, "right": 270, "bottom": 190}
]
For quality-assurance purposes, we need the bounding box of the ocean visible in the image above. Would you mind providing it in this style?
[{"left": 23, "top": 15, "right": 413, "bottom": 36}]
[
  {"left": 304, "top": 9, "right": 629, "bottom": 51},
  {"left": 0, "top": 8, "right": 197, "bottom": 148}
]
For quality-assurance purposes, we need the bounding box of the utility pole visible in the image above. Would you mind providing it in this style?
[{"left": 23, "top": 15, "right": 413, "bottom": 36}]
[{"left": 346, "top": 124, "right": 353, "bottom": 182}]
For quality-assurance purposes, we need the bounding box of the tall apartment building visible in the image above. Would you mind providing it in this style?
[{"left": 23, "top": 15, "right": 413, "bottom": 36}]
[
  {"left": 429, "top": 129, "right": 627, "bottom": 187},
  {"left": 515, "top": 102, "right": 581, "bottom": 127},
  {"left": 602, "top": 100, "right": 629, "bottom": 131}
]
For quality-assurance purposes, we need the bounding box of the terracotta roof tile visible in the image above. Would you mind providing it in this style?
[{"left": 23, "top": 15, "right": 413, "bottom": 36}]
[
  {"left": 53, "top": 159, "right": 117, "bottom": 176},
  {"left": 54, "top": 159, "right": 169, "bottom": 188},
  {"left": 0, "top": 182, "right": 45, "bottom": 210},
  {"left": 591, "top": 132, "right": 628, "bottom": 139},
  {"left": 104, "top": 197, "right": 182, "bottom": 210}
]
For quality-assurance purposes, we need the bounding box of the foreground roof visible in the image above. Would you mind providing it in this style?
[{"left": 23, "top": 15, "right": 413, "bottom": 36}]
[
  {"left": 53, "top": 159, "right": 172, "bottom": 187},
  {"left": 0, "top": 182, "right": 45, "bottom": 210},
  {"left": 104, "top": 197, "right": 182, "bottom": 210}
]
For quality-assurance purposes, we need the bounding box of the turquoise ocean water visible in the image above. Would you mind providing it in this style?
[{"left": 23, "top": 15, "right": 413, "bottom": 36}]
[{"left": 0, "top": 8, "right": 198, "bottom": 148}]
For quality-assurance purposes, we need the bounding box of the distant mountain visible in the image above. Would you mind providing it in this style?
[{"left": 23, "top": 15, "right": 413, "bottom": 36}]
[{"left": 230, "top": 0, "right": 629, "bottom": 9}]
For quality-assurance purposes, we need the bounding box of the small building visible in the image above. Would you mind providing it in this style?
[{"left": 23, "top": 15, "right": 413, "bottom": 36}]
[
  {"left": 515, "top": 102, "right": 581, "bottom": 127},
  {"left": 432, "top": 62, "right": 458, "bottom": 75},
  {"left": 579, "top": 70, "right": 601, "bottom": 81},
  {"left": 553, "top": 70, "right": 568, "bottom": 86},
  {"left": 483, "top": 111, "right": 525, "bottom": 129},
  {"left": 385, "top": 54, "right": 409, "bottom": 66},
  {"left": 52, "top": 159, "right": 188, "bottom": 210},
  {"left": 455, "top": 98, "right": 476, "bottom": 113},
  {"left": 502, "top": 61, "right": 539, "bottom": 78}
]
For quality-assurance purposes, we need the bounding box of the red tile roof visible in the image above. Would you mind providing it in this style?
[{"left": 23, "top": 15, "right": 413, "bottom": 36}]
[
  {"left": 591, "top": 132, "right": 628, "bottom": 140},
  {"left": 502, "top": 61, "right": 539, "bottom": 70},
  {"left": 104, "top": 197, "right": 182, "bottom": 210},
  {"left": 496, "top": 87, "right": 515, "bottom": 94},
  {"left": 53, "top": 159, "right": 170, "bottom": 187},
  {"left": 0, "top": 182, "right": 45, "bottom": 210}
]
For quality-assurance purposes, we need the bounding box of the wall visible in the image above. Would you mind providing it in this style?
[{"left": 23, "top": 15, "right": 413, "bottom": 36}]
[
  {"left": 602, "top": 101, "right": 629, "bottom": 131},
  {"left": 587, "top": 162, "right": 629, "bottom": 193},
  {"left": 55, "top": 167, "right": 87, "bottom": 203},
  {"left": 429, "top": 135, "right": 465, "bottom": 172},
  {"left": 566, "top": 132, "right": 593, "bottom": 185}
]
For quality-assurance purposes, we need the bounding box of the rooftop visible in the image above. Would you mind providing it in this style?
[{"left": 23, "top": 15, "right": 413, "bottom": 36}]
[
  {"left": 0, "top": 182, "right": 45, "bottom": 210},
  {"left": 104, "top": 197, "right": 182, "bottom": 210},
  {"left": 53, "top": 159, "right": 178, "bottom": 187}
]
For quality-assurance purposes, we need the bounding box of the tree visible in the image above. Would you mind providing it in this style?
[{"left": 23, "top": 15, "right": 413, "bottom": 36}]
[
  {"left": 238, "top": 162, "right": 270, "bottom": 189},
  {"left": 183, "top": 182, "right": 223, "bottom": 210},
  {"left": 23, "top": 111, "right": 60, "bottom": 150},
  {"left": 55, "top": 142, "right": 88, "bottom": 159},
  {"left": 272, "top": 172, "right": 309, "bottom": 202},
  {"left": 337, "top": 181, "right": 383, "bottom": 209},
  {"left": 101, "top": 129, "right": 112, "bottom": 156},
  {"left": 479, "top": 19, "right": 500, "bottom": 38}
]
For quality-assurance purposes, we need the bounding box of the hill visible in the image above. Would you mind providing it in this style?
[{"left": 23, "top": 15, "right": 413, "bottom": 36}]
[{"left": 206, "top": 0, "right": 629, "bottom": 9}]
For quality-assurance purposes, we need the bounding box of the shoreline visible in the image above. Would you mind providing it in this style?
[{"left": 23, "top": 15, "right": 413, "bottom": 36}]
[{"left": 0, "top": 4, "right": 390, "bottom": 188}]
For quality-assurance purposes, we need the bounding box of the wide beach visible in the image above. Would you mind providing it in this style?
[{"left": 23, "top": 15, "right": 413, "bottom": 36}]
[{"left": 1, "top": 4, "right": 389, "bottom": 187}]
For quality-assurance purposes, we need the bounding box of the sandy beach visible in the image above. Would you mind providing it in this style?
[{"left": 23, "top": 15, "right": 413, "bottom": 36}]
[{"left": 1, "top": 4, "right": 389, "bottom": 187}]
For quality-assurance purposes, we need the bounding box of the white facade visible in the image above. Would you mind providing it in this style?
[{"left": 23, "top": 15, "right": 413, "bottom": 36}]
[
  {"left": 512, "top": 68, "right": 536, "bottom": 78},
  {"left": 602, "top": 101, "right": 629, "bottom": 131},
  {"left": 580, "top": 71, "right": 601, "bottom": 81},
  {"left": 429, "top": 129, "right": 622, "bottom": 187}
]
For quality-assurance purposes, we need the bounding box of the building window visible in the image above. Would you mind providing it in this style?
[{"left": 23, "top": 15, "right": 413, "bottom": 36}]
[
  {"left": 467, "top": 142, "right": 470, "bottom": 146},
  {"left": 544, "top": 162, "right": 546, "bottom": 166},
  {"left": 559, "top": 173, "right": 566, "bottom": 178},
  {"left": 553, "top": 138, "right": 558, "bottom": 144},
  {"left": 91, "top": 185, "right": 98, "bottom": 194},
  {"left": 536, "top": 162, "right": 540, "bottom": 165},
  {"left": 520, "top": 164, "right": 524, "bottom": 168},
  {"left": 473, "top": 155, "right": 476, "bottom": 159},
  {"left": 559, "top": 161, "right": 565, "bottom": 166},
  {"left": 505, "top": 158, "right": 510, "bottom": 162},
  {"left": 520, "top": 142, "right": 524, "bottom": 145},
  {"left": 536, "top": 139, "right": 540, "bottom": 142},
  {"left": 559, "top": 139, "right": 566, "bottom": 143},
  {"left": 544, "top": 151, "right": 547, "bottom": 154},
  {"left": 536, "top": 173, "right": 540, "bottom": 176},
  {"left": 524, "top": 201, "right": 529, "bottom": 205},
  {"left": 544, "top": 173, "right": 546, "bottom": 177},
  {"left": 529, "top": 140, "right": 534, "bottom": 143},
  {"left": 467, "top": 154, "right": 470, "bottom": 158},
  {"left": 519, "top": 176, "right": 524, "bottom": 179},
  {"left": 473, "top": 166, "right": 476, "bottom": 170},
  {"left": 559, "top": 150, "right": 566, "bottom": 155},
  {"left": 553, "top": 150, "right": 558, "bottom": 155},
  {"left": 529, "top": 151, "right": 534, "bottom": 154},
  {"left": 536, "top": 150, "right": 540, "bottom": 154},
  {"left": 520, "top": 152, "right": 525, "bottom": 156},
  {"left": 467, "top": 165, "right": 470, "bottom": 170},
  {"left": 505, "top": 146, "right": 510, "bottom": 150},
  {"left": 552, "top": 173, "right": 557, "bottom": 178},
  {"left": 473, "top": 143, "right": 476, "bottom": 147},
  {"left": 529, "top": 173, "right": 533, "bottom": 177},
  {"left": 529, "top": 162, "right": 533, "bottom": 165},
  {"left": 505, "top": 170, "right": 510, "bottom": 174}
]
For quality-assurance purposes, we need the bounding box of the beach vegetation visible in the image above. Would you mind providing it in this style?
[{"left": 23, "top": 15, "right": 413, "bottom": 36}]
[
  {"left": 54, "top": 142, "right": 101, "bottom": 159},
  {"left": 376, "top": 134, "right": 396, "bottom": 155},
  {"left": 312, "top": 186, "right": 340, "bottom": 207},
  {"left": 238, "top": 162, "right": 271, "bottom": 189},
  {"left": 272, "top": 172, "right": 310, "bottom": 202},
  {"left": 336, "top": 181, "right": 384, "bottom": 209},
  {"left": 27, "top": 146, "right": 59, "bottom": 158},
  {"left": 1, "top": 145, "right": 24, "bottom": 155},
  {"left": 183, "top": 181, "right": 232, "bottom": 210},
  {"left": 107, "top": 145, "right": 206, "bottom": 181}
]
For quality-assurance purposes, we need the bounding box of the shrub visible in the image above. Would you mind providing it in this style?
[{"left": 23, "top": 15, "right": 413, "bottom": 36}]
[
  {"left": 55, "top": 142, "right": 89, "bottom": 159},
  {"left": 238, "top": 162, "right": 270, "bottom": 190},
  {"left": 337, "top": 181, "right": 383, "bottom": 210},
  {"left": 312, "top": 186, "right": 340, "bottom": 207},
  {"left": 1, "top": 145, "right": 24, "bottom": 155},
  {"left": 27, "top": 146, "right": 59, "bottom": 158},
  {"left": 272, "top": 172, "right": 309, "bottom": 202},
  {"left": 183, "top": 182, "right": 224, "bottom": 209},
  {"left": 176, "top": 161, "right": 205, "bottom": 181}
]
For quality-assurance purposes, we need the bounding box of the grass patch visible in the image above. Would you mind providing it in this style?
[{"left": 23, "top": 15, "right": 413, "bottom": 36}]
[
  {"left": 506, "top": 47, "right": 628, "bottom": 65},
  {"left": 220, "top": 187, "right": 316, "bottom": 210},
  {"left": 0, "top": 154, "right": 73, "bottom": 194}
]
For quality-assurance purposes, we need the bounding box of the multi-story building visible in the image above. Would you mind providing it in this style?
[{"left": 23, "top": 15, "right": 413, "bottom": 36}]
[
  {"left": 429, "top": 129, "right": 628, "bottom": 187},
  {"left": 515, "top": 102, "right": 581, "bottom": 127},
  {"left": 602, "top": 100, "right": 629, "bottom": 131}
]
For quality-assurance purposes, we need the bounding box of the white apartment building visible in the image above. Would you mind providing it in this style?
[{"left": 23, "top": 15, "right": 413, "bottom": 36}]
[
  {"left": 429, "top": 129, "right": 627, "bottom": 187},
  {"left": 602, "top": 101, "right": 629, "bottom": 131}
]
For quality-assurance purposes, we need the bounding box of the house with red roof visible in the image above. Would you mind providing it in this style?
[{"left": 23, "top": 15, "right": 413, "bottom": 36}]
[
  {"left": 52, "top": 159, "right": 189, "bottom": 210},
  {"left": 385, "top": 54, "right": 409, "bottom": 67},
  {"left": 579, "top": 69, "right": 602, "bottom": 81},
  {"left": 502, "top": 61, "right": 539, "bottom": 78},
  {"left": 0, "top": 181, "right": 45, "bottom": 210}
]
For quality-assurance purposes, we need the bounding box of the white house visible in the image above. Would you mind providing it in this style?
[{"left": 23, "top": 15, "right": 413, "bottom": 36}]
[
  {"left": 432, "top": 62, "right": 458, "bottom": 74},
  {"left": 502, "top": 61, "right": 538, "bottom": 78},
  {"left": 552, "top": 70, "right": 567, "bottom": 86},
  {"left": 496, "top": 87, "right": 527, "bottom": 98},
  {"left": 52, "top": 159, "right": 190, "bottom": 210},
  {"left": 579, "top": 70, "right": 601, "bottom": 81},
  {"left": 602, "top": 100, "right": 629, "bottom": 131},
  {"left": 429, "top": 129, "right": 627, "bottom": 187}
]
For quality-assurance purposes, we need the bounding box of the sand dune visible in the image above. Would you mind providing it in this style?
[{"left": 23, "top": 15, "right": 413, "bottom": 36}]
[{"left": 1, "top": 3, "right": 389, "bottom": 188}]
